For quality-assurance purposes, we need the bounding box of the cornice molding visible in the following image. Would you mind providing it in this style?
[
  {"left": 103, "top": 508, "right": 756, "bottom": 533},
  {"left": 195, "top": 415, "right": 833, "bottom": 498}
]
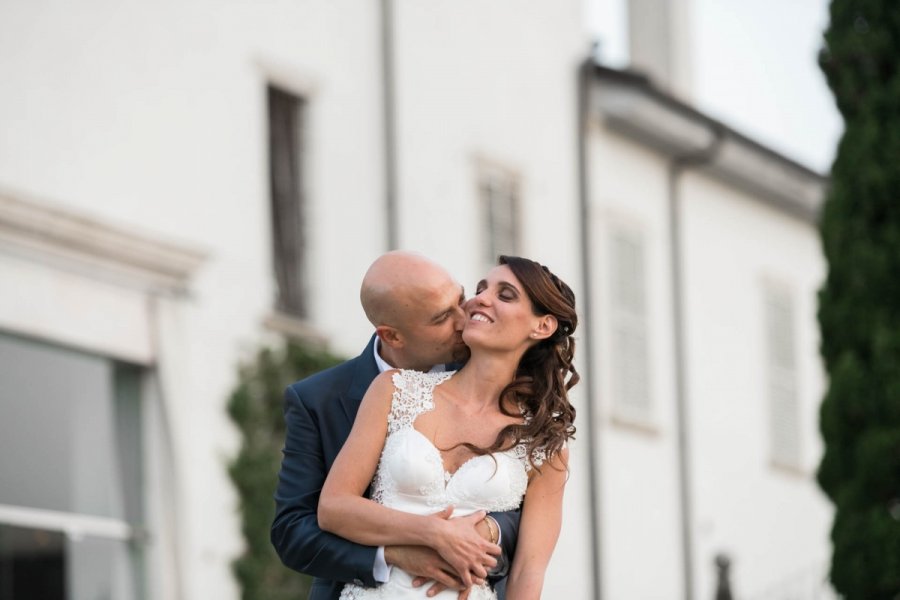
[
  {"left": 262, "top": 310, "right": 330, "bottom": 349},
  {"left": 0, "top": 188, "right": 207, "bottom": 295}
]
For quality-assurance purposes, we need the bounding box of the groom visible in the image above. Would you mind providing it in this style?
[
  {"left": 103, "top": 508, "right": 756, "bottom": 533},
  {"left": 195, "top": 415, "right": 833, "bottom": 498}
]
[{"left": 272, "top": 251, "right": 520, "bottom": 600}]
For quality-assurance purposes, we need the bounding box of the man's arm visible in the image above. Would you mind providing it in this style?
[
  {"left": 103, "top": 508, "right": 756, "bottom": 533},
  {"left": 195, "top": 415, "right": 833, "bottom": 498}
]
[
  {"left": 271, "top": 385, "right": 379, "bottom": 586},
  {"left": 409, "top": 513, "right": 514, "bottom": 597}
]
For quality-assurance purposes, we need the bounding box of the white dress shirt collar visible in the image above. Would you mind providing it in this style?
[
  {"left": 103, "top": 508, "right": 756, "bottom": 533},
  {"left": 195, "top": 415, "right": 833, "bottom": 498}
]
[{"left": 373, "top": 337, "right": 446, "bottom": 374}]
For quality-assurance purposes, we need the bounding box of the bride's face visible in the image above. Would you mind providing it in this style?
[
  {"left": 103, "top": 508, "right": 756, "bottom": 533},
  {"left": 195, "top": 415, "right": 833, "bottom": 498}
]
[{"left": 462, "top": 265, "right": 542, "bottom": 351}]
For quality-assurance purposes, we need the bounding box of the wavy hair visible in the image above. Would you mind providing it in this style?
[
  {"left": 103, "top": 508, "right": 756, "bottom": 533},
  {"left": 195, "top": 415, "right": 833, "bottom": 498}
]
[{"left": 461, "top": 255, "right": 579, "bottom": 471}]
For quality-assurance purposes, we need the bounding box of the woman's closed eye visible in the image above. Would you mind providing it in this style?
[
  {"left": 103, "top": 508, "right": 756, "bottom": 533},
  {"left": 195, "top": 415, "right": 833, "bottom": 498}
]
[
  {"left": 497, "top": 284, "right": 519, "bottom": 301},
  {"left": 474, "top": 281, "right": 518, "bottom": 302}
]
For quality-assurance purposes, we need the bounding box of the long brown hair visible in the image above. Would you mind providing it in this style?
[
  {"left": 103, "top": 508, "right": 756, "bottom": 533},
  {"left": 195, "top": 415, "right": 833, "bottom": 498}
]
[{"left": 462, "top": 256, "right": 579, "bottom": 470}]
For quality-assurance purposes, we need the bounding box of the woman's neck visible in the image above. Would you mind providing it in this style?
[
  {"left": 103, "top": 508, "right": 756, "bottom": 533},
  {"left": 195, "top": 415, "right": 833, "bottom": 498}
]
[{"left": 452, "top": 350, "right": 523, "bottom": 411}]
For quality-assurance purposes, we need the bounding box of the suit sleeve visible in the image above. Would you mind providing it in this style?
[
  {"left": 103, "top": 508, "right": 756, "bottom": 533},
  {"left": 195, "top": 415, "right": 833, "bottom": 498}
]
[
  {"left": 271, "top": 385, "right": 379, "bottom": 586},
  {"left": 487, "top": 508, "right": 521, "bottom": 579}
]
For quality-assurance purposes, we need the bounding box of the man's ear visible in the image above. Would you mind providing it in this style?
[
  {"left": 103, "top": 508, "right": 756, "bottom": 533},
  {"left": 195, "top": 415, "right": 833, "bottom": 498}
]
[
  {"left": 531, "top": 315, "right": 558, "bottom": 341},
  {"left": 375, "top": 325, "right": 403, "bottom": 348}
]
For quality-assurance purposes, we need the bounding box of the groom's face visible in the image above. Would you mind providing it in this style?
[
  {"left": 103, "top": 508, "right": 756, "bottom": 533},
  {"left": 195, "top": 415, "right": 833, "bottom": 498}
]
[{"left": 397, "top": 276, "right": 469, "bottom": 369}]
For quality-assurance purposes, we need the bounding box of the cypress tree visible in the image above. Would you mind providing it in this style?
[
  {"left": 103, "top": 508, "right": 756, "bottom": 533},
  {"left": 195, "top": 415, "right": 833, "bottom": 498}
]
[
  {"left": 227, "top": 341, "right": 344, "bottom": 600},
  {"left": 816, "top": 1, "right": 900, "bottom": 597}
]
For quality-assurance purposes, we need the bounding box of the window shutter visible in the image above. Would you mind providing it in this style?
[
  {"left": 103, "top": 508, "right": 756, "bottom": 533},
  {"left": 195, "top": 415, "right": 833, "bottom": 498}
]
[
  {"left": 609, "top": 230, "right": 651, "bottom": 420},
  {"left": 764, "top": 286, "right": 801, "bottom": 467}
]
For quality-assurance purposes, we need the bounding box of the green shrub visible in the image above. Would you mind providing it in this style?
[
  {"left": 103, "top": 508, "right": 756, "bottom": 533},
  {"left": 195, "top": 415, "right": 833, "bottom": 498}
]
[{"left": 227, "top": 341, "right": 345, "bottom": 600}]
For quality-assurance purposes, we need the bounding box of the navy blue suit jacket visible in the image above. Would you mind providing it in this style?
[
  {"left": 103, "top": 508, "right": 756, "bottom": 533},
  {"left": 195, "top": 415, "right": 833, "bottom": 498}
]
[{"left": 272, "top": 336, "right": 519, "bottom": 600}]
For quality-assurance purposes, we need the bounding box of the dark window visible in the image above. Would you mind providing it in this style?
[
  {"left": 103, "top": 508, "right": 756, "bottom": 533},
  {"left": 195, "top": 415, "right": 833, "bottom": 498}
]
[
  {"left": 0, "top": 526, "right": 65, "bottom": 599},
  {"left": 268, "top": 86, "right": 308, "bottom": 319},
  {"left": 0, "top": 333, "right": 144, "bottom": 599},
  {"left": 478, "top": 166, "right": 521, "bottom": 270}
]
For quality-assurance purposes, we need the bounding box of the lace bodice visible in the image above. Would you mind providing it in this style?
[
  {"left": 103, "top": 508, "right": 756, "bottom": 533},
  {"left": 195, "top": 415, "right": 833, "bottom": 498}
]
[
  {"left": 340, "top": 370, "right": 545, "bottom": 600},
  {"left": 369, "top": 369, "right": 542, "bottom": 516}
]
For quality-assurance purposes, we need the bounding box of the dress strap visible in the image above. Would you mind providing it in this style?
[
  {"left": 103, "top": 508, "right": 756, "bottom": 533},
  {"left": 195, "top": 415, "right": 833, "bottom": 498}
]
[{"left": 387, "top": 370, "right": 454, "bottom": 434}]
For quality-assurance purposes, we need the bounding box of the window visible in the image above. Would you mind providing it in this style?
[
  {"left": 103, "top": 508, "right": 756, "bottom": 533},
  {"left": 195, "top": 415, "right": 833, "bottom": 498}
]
[
  {"left": 0, "top": 333, "right": 144, "bottom": 599},
  {"left": 268, "top": 85, "right": 308, "bottom": 319},
  {"left": 609, "top": 229, "right": 652, "bottom": 422},
  {"left": 763, "top": 285, "right": 801, "bottom": 468},
  {"left": 478, "top": 165, "right": 521, "bottom": 268}
]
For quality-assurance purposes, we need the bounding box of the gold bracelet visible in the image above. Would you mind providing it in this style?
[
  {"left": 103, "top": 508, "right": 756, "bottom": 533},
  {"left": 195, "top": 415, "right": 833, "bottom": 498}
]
[{"left": 484, "top": 516, "right": 499, "bottom": 545}]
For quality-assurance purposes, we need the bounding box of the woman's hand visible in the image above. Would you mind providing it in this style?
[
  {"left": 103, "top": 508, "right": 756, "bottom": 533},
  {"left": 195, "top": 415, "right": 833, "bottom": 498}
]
[{"left": 427, "top": 509, "right": 502, "bottom": 588}]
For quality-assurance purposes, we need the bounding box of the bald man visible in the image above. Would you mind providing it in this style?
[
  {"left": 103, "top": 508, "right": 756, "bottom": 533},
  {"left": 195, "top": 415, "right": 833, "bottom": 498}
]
[{"left": 272, "top": 252, "right": 520, "bottom": 600}]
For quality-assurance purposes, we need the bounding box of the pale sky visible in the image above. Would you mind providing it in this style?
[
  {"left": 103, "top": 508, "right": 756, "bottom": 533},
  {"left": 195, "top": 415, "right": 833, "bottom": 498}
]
[{"left": 586, "top": 0, "right": 843, "bottom": 174}]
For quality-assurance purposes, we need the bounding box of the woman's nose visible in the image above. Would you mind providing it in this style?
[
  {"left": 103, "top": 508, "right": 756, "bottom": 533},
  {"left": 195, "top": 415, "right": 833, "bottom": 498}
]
[{"left": 470, "top": 290, "right": 490, "bottom": 305}]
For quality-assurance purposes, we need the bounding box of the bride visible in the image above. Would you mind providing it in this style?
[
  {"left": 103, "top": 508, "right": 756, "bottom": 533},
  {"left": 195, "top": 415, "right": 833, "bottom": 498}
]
[{"left": 318, "top": 256, "right": 578, "bottom": 599}]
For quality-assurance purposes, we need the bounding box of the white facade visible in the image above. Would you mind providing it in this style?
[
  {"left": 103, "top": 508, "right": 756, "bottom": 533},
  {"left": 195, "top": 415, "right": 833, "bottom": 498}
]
[
  {"left": 0, "top": 2, "right": 832, "bottom": 599},
  {"left": 585, "top": 68, "right": 832, "bottom": 598}
]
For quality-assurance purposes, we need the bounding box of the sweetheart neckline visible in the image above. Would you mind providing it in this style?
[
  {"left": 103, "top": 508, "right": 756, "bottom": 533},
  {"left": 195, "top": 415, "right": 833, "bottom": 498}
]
[
  {"left": 389, "top": 369, "right": 529, "bottom": 488},
  {"left": 405, "top": 427, "right": 517, "bottom": 485}
]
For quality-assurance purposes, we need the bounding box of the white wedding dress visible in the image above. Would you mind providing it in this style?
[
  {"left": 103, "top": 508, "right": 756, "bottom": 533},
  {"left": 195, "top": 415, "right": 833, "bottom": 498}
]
[{"left": 339, "top": 370, "right": 544, "bottom": 600}]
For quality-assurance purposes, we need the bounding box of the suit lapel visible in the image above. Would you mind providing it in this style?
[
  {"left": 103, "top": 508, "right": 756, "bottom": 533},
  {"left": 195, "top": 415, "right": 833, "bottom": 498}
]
[{"left": 337, "top": 335, "right": 380, "bottom": 426}]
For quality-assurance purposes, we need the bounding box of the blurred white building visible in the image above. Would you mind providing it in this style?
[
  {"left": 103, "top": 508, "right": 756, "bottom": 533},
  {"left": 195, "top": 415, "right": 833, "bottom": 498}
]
[{"left": 0, "top": 1, "right": 834, "bottom": 598}]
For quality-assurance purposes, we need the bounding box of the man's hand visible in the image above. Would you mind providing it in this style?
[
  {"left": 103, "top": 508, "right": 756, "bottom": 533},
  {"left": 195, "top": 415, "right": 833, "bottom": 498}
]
[
  {"left": 386, "top": 506, "right": 464, "bottom": 592},
  {"left": 389, "top": 507, "right": 500, "bottom": 598},
  {"left": 384, "top": 545, "right": 463, "bottom": 592}
]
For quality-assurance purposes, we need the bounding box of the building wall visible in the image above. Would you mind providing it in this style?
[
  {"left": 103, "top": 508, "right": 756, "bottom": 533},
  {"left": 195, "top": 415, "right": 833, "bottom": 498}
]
[
  {"left": 588, "top": 128, "right": 687, "bottom": 599},
  {"left": 0, "top": 1, "right": 386, "bottom": 598},
  {"left": 389, "top": 0, "right": 586, "bottom": 283},
  {"left": 586, "top": 119, "right": 832, "bottom": 598},
  {"left": 681, "top": 172, "right": 832, "bottom": 597}
]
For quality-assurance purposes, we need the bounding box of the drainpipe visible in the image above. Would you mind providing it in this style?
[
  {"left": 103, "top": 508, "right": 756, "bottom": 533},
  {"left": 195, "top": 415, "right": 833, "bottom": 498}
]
[
  {"left": 380, "top": 0, "right": 399, "bottom": 249},
  {"left": 576, "top": 54, "right": 603, "bottom": 600},
  {"left": 668, "top": 126, "right": 725, "bottom": 600}
]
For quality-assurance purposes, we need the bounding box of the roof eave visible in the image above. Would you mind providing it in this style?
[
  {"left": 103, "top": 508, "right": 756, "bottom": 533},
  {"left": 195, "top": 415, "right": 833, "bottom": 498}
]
[{"left": 589, "top": 64, "right": 828, "bottom": 222}]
